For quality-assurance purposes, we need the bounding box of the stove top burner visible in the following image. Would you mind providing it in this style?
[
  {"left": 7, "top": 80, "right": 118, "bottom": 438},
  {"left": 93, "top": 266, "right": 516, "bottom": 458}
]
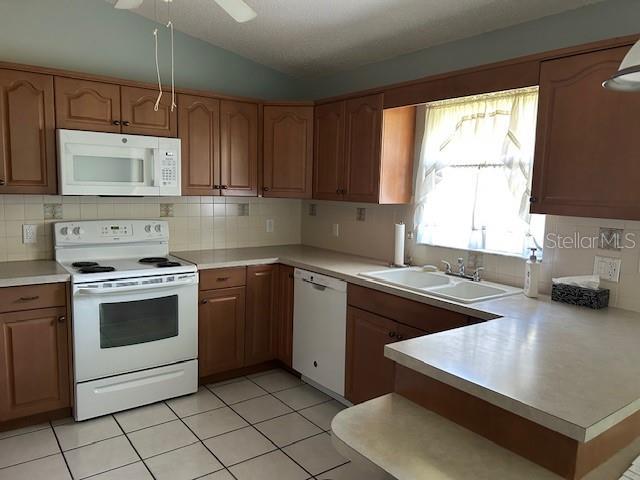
[
  {"left": 157, "top": 261, "right": 181, "bottom": 268},
  {"left": 139, "top": 257, "right": 168, "bottom": 264},
  {"left": 78, "top": 265, "right": 116, "bottom": 274},
  {"left": 72, "top": 261, "right": 99, "bottom": 268}
]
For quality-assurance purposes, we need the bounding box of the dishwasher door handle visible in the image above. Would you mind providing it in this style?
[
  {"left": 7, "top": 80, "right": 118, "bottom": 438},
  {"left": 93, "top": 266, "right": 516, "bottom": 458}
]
[{"left": 301, "top": 278, "right": 327, "bottom": 291}]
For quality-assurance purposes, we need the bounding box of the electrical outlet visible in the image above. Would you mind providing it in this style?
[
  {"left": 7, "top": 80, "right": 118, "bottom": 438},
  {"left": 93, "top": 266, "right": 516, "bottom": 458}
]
[
  {"left": 332, "top": 223, "right": 340, "bottom": 237},
  {"left": 22, "top": 224, "right": 37, "bottom": 244},
  {"left": 266, "top": 219, "right": 274, "bottom": 233},
  {"left": 593, "top": 255, "right": 621, "bottom": 282}
]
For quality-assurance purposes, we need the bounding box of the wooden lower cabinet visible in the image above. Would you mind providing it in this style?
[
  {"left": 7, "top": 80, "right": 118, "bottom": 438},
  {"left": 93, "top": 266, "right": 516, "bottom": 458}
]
[
  {"left": 198, "top": 287, "right": 246, "bottom": 377},
  {"left": 0, "top": 306, "right": 70, "bottom": 422},
  {"left": 275, "top": 265, "right": 294, "bottom": 367},
  {"left": 244, "top": 265, "right": 277, "bottom": 366}
]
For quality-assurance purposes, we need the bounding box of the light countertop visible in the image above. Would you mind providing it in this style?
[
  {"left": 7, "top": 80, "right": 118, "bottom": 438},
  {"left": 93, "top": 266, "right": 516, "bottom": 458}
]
[
  {"left": 332, "top": 393, "right": 640, "bottom": 480},
  {"left": 0, "top": 260, "right": 70, "bottom": 288}
]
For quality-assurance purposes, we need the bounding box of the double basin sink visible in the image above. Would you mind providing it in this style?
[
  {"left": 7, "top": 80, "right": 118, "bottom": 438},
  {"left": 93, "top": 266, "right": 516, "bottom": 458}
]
[{"left": 360, "top": 267, "right": 521, "bottom": 304}]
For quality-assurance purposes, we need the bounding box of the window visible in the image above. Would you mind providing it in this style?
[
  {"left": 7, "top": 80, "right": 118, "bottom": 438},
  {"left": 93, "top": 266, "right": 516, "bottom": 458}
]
[{"left": 413, "top": 86, "right": 544, "bottom": 257}]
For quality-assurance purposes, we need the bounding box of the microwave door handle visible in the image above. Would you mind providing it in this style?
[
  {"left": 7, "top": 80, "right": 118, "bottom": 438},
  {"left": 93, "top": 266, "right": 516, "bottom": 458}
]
[{"left": 152, "top": 147, "right": 160, "bottom": 187}]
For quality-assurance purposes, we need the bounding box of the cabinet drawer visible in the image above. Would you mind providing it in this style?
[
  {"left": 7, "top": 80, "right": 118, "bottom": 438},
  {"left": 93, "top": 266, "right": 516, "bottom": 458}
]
[
  {"left": 200, "top": 267, "right": 246, "bottom": 291},
  {"left": 0, "top": 283, "right": 66, "bottom": 313}
]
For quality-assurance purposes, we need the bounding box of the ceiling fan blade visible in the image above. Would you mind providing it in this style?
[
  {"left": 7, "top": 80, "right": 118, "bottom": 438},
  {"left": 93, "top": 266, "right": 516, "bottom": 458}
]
[
  {"left": 113, "top": 0, "right": 144, "bottom": 9},
  {"left": 214, "top": 0, "right": 257, "bottom": 23}
]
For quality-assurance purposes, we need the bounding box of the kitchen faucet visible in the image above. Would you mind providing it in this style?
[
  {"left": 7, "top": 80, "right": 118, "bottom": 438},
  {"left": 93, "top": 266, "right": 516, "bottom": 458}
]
[{"left": 441, "top": 258, "right": 483, "bottom": 282}]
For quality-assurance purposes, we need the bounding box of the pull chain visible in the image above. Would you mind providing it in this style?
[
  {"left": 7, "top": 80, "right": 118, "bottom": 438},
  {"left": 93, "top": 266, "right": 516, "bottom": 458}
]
[
  {"left": 166, "top": 0, "right": 176, "bottom": 112},
  {"left": 153, "top": 27, "right": 162, "bottom": 112}
]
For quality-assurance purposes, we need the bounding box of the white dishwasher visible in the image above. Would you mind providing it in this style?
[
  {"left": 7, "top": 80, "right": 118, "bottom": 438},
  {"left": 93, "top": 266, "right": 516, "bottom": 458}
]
[{"left": 293, "top": 268, "right": 347, "bottom": 396}]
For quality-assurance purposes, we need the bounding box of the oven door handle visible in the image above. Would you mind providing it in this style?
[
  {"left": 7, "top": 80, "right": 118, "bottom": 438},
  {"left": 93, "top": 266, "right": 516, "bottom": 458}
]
[{"left": 75, "top": 281, "right": 195, "bottom": 296}]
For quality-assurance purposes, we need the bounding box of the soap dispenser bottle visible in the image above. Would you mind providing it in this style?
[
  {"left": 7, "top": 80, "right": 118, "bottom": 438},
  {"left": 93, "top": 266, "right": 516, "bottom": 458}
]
[{"left": 524, "top": 248, "right": 539, "bottom": 298}]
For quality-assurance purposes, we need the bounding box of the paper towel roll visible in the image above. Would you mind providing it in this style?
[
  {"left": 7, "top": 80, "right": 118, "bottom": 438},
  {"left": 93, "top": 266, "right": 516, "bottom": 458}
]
[{"left": 394, "top": 223, "right": 405, "bottom": 266}]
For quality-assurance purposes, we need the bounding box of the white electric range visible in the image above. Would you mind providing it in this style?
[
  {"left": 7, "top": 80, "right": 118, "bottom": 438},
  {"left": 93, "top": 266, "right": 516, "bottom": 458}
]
[{"left": 54, "top": 219, "right": 198, "bottom": 421}]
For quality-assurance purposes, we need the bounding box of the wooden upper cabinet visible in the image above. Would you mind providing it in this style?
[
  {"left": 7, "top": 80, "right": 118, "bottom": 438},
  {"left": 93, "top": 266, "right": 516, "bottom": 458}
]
[
  {"left": 0, "top": 69, "right": 56, "bottom": 194},
  {"left": 531, "top": 45, "right": 640, "bottom": 220},
  {"left": 220, "top": 100, "right": 258, "bottom": 196},
  {"left": 55, "top": 77, "right": 121, "bottom": 133},
  {"left": 244, "top": 265, "right": 277, "bottom": 366},
  {"left": 198, "top": 287, "right": 246, "bottom": 377},
  {"left": 263, "top": 105, "right": 313, "bottom": 198},
  {"left": 313, "top": 101, "right": 345, "bottom": 200},
  {"left": 179, "top": 94, "right": 221, "bottom": 196},
  {"left": 120, "top": 85, "right": 177, "bottom": 137},
  {"left": 0, "top": 307, "right": 70, "bottom": 421},
  {"left": 344, "top": 94, "right": 383, "bottom": 203}
]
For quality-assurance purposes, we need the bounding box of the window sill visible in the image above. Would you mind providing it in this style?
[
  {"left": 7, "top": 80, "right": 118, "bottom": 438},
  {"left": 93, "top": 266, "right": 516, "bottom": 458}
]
[{"left": 414, "top": 242, "right": 542, "bottom": 261}]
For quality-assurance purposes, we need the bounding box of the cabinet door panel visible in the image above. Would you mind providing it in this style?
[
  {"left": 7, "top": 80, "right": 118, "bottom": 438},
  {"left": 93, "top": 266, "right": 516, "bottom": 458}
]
[
  {"left": 313, "top": 101, "right": 345, "bottom": 200},
  {"left": 0, "top": 69, "right": 56, "bottom": 194},
  {"left": 0, "top": 307, "right": 70, "bottom": 421},
  {"left": 179, "top": 94, "right": 221, "bottom": 196},
  {"left": 344, "top": 94, "right": 383, "bottom": 203},
  {"left": 263, "top": 106, "right": 313, "bottom": 198},
  {"left": 245, "top": 265, "right": 276, "bottom": 365},
  {"left": 275, "top": 265, "right": 294, "bottom": 367},
  {"left": 531, "top": 46, "right": 640, "bottom": 220},
  {"left": 220, "top": 100, "right": 258, "bottom": 196},
  {"left": 199, "top": 287, "right": 245, "bottom": 377},
  {"left": 121, "top": 86, "right": 177, "bottom": 137},
  {"left": 346, "top": 306, "right": 397, "bottom": 404},
  {"left": 55, "top": 77, "right": 121, "bottom": 132}
]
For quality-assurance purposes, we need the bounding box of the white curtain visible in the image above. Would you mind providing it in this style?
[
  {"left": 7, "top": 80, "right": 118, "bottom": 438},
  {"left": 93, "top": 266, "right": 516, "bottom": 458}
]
[{"left": 413, "top": 87, "right": 541, "bottom": 257}]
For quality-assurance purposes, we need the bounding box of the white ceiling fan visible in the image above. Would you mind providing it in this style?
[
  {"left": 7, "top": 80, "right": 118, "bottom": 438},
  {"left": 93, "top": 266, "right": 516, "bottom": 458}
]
[{"left": 113, "top": 0, "right": 257, "bottom": 23}]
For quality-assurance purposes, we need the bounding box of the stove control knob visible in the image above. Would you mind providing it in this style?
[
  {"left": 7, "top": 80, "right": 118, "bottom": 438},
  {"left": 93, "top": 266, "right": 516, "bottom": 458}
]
[
  {"left": 60, "top": 226, "right": 69, "bottom": 236},
  {"left": 144, "top": 224, "right": 152, "bottom": 233},
  {"left": 154, "top": 224, "right": 162, "bottom": 233},
  {"left": 72, "top": 227, "right": 83, "bottom": 236}
]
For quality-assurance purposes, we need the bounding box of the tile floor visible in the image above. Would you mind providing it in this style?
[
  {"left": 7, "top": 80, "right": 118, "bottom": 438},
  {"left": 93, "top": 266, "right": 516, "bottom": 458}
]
[{"left": 0, "top": 369, "right": 370, "bottom": 480}]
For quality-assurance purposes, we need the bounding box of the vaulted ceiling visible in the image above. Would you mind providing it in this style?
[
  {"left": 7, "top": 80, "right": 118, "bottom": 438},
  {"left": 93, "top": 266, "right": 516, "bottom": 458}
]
[{"left": 123, "top": 0, "right": 605, "bottom": 76}]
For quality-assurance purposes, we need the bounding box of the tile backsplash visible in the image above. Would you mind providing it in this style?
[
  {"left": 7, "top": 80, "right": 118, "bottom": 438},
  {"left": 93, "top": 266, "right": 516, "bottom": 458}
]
[
  {"left": 0, "top": 195, "right": 301, "bottom": 261},
  {"left": 301, "top": 200, "right": 640, "bottom": 313}
]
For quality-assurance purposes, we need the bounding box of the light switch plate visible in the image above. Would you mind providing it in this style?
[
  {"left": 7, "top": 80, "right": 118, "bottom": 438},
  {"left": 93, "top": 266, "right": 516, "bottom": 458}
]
[
  {"left": 22, "top": 224, "right": 37, "bottom": 244},
  {"left": 266, "top": 219, "right": 274, "bottom": 233},
  {"left": 332, "top": 223, "right": 340, "bottom": 237},
  {"left": 593, "top": 255, "right": 621, "bottom": 282}
]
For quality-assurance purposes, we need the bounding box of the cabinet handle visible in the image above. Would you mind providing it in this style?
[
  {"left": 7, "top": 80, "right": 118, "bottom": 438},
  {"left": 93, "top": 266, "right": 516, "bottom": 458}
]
[
  {"left": 263, "top": 187, "right": 271, "bottom": 192},
  {"left": 58, "top": 315, "right": 66, "bottom": 323},
  {"left": 288, "top": 273, "right": 294, "bottom": 279},
  {"left": 336, "top": 188, "right": 341, "bottom": 194},
  {"left": 216, "top": 277, "right": 230, "bottom": 282},
  {"left": 200, "top": 299, "right": 208, "bottom": 304},
  {"left": 0, "top": 179, "right": 5, "bottom": 186},
  {"left": 19, "top": 295, "right": 39, "bottom": 301},
  {"left": 529, "top": 196, "right": 537, "bottom": 203},
  {"left": 214, "top": 185, "right": 221, "bottom": 189},
  {"left": 122, "top": 121, "right": 131, "bottom": 126},
  {"left": 388, "top": 331, "right": 397, "bottom": 338},
  {"left": 220, "top": 185, "right": 228, "bottom": 190},
  {"left": 112, "top": 120, "right": 121, "bottom": 126},
  {"left": 396, "top": 334, "right": 404, "bottom": 341}
]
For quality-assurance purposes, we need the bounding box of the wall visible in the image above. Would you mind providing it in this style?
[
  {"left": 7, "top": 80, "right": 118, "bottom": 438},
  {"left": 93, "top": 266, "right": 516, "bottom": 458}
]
[
  {"left": 0, "top": 0, "right": 302, "bottom": 99},
  {"left": 302, "top": 0, "right": 640, "bottom": 99},
  {"left": 0, "top": 195, "right": 301, "bottom": 261}
]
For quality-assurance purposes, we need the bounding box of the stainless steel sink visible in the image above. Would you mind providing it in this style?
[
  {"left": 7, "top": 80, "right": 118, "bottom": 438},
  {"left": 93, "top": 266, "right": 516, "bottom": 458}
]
[{"left": 360, "top": 267, "right": 521, "bottom": 303}]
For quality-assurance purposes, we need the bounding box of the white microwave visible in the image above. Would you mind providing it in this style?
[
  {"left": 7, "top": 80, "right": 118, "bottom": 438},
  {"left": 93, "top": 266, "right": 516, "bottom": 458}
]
[{"left": 57, "top": 129, "right": 181, "bottom": 196}]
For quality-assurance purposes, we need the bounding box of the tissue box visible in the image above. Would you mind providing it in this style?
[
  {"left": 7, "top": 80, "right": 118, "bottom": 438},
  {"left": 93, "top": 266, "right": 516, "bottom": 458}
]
[{"left": 551, "top": 283, "right": 609, "bottom": 309}]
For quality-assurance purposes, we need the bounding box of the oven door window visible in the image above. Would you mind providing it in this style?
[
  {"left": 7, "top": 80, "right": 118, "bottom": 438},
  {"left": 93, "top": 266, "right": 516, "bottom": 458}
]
[{"left": 99, "top": 295, "right": 178, "bottom": 348}]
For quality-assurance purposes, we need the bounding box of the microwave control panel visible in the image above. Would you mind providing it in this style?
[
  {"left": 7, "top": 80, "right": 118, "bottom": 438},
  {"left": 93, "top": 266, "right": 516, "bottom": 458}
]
[{"left": 160, "top": 150, "right": 178, "bottom": 187}]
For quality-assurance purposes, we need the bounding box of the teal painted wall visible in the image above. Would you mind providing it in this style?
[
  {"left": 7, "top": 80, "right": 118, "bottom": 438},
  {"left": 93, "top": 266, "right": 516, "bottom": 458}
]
[
  {"left": 0, "top": 0, "right": 302, "bottom": 99},
  {"left": 302, "top": 0, "right": 640, "bottom": 99}
]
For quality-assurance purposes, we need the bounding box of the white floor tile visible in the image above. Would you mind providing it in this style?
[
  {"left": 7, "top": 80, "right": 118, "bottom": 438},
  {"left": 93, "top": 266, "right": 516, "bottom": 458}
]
[
  {"left": 250, "top": 371, "right": 303, "bottom": 393},
  {"left": 127, "top": 420, "right": 198, "bottom": 459},
  {"left": 145, "top": 442, "right": 223, "bottom": 480},
  {"left": 54, "top": 415, "right": 122, "bottom": 450},
  {"left": 0, "top": 428, "right": 59, "bottom": 469},
  {"left": 255, "top": 412, "right": 322, "bottom": 447},
  {"left": 166, "top": 387, "right": 224, "bottom": 417},
  {"left": 298, "top": 400, "right": 345, "bottom": 431},
  {"left": 273, "top": 384, "right": 331, "bottom": 410},
  {"left": 0, "top": 422, "right": 49, "bottom": 440},
  {"left": 203, "top": 426, "right": 275, "bottom": 466},
  {"left": 229, "top": 451, "right": 309, "bottom": 480},
  {"left": 283, "top": 433, "right": 347, "bottom": 475},
  {"left": 64, "top": 435, "right": 139, "bottom": 479},
  {"left": 0, "top": 453, "right": 70, "bottom": 480},
  {"left": 231, "top": 395, "right": 293, "bottom": 424},
  {"left": 317, "top": 461, "right": 388, "bottom": 480},
  {"left": 182, "top": 407, "right": 248, "bottom": 440},
  {"left": 88, "top": 461, "right": 153, "bottom": 480},
  {"left": 114, "top": 403, "right": 177, "bottom": 433},
  {"left": 199, "top": 470, "right": 236, "bottom": 480},
  {"left": 209, "top": 379, "right": 268, "bottom": 404}
]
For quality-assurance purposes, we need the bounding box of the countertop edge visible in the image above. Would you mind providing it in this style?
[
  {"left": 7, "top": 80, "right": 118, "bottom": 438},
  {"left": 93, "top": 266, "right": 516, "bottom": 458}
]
[{"left": 0, "top": 273, "right": 70, "bottom": 288}]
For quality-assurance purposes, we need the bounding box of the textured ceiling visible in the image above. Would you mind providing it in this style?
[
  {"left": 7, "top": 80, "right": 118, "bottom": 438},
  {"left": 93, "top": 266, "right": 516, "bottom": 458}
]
[{"left": 125, "top": 0, "right": 605, "bottom": 77}]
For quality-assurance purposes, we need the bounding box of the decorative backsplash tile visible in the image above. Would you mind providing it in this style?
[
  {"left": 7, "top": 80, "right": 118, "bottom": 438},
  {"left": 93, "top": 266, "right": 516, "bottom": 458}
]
[{"left": 0, "top": 195, "right": 302, "bottom": 262}]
